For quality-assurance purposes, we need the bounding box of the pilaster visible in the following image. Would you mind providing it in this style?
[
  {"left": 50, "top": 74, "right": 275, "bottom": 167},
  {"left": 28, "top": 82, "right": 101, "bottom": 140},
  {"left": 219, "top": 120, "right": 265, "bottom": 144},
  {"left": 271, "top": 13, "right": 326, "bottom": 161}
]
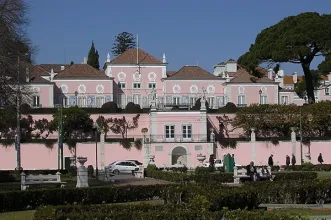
[
  {"left": 290, "top": 127, "right": 296, "bottom": 156},
  {"left": 100, "top": 133, "right": 105, "bottom": 169},
  {"left": 251, "top": 128, "right": 256, "bottom": 163}
]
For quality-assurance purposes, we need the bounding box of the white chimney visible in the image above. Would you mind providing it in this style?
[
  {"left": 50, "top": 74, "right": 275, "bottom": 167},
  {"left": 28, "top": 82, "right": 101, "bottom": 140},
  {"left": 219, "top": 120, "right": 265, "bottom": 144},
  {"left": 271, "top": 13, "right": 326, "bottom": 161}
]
[
  {"left": 25, "top": 68, "right": 29, "bottom": 83},
  {"left": 106, "top": 53, "right": 111, "bottom": 63},
  {"left": 84, "top": 57, "right": 87, "bottom": 64},
  {"left": 277, "top": 69, "right": 284, "bottom": 77},
  {"left": 61, "top": 66, "right": 65, "bottom": 71},
  {"left": 268, "top": 69, "right": 274, "bottom": 80},
  {"left": 162, "top": 53, "right": 167, "bottom": 63},
  {"left": 293, "top": 72, "right": 298, "bottom": 84}
]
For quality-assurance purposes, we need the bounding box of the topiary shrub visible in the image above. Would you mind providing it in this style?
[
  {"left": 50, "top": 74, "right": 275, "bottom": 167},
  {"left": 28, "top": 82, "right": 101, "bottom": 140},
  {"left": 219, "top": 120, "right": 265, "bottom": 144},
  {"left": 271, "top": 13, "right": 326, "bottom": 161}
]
[
  {"left": 223, "top": 102, "right": 237, "bottom": 112},
  {"left": 101, "top": 102, "right": 118, "bottom": 113},
  {"left": 20, "top": 103, "right": 31, "bottom": 113},
  {"left": 125, "top": 102, "right": 142, "bottom": 113}
]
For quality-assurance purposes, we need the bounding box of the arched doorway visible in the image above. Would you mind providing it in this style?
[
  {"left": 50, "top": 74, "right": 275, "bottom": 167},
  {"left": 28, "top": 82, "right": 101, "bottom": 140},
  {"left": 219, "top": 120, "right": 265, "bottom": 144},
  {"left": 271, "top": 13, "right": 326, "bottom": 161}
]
[{"left": 171, "top": 146, "right": 187, "bottom": 165}]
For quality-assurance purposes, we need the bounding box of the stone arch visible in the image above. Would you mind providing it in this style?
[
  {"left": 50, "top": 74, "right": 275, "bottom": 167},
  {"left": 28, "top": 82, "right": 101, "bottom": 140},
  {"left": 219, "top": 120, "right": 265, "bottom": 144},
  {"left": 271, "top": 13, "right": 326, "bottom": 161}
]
[{"left": 169, "top": 145, "right": 190, "bottom": 166}]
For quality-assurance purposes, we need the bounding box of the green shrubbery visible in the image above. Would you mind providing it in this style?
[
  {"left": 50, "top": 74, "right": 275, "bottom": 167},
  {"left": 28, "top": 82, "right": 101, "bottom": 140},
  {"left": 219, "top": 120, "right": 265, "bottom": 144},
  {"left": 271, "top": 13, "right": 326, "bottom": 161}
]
[
  {"left": 33, "top": 204, "right": 307, "bottom": 220},
  {"left": 273, "top": 171, "right": 318, "bottom": 181}
]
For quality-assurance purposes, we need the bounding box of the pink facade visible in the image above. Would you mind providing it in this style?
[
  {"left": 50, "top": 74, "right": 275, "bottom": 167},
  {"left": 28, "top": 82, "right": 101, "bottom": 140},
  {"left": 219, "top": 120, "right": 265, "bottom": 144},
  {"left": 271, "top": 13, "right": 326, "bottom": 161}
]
[{"left": 27, "top": 84, "right": 54, "bottom": 108}]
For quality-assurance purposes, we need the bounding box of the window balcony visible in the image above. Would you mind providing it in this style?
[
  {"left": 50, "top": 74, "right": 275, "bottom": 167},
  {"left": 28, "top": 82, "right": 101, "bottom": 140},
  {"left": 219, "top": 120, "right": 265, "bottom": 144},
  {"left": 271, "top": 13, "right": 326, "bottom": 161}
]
[{"left": 149, "top": 134, "right": 209, "bottom": 143}]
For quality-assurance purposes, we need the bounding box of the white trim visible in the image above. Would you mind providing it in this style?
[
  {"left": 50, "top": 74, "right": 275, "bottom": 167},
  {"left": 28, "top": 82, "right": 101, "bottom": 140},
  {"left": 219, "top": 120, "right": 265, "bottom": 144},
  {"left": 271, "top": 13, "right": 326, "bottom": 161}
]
[
  {"left": 164, "top": 79, "right": 224, "bottom": 82},
  {"left": 132, "top": 82, "right": 141, "bottom": 89},
  {"left": 156, "top": 111, "right": 200, "bottom": 115},
  {"left": 168, "top": 145, "right": 190, "bottom": 167},
  {"left": 109, "top": 65, "right": 166, "bottom": 68},
  {"left": 227, "top": 84, "right": 278, "bottom": 86},
  {"left": 182, "top": 124, "right": 192, "bottom": 141}
]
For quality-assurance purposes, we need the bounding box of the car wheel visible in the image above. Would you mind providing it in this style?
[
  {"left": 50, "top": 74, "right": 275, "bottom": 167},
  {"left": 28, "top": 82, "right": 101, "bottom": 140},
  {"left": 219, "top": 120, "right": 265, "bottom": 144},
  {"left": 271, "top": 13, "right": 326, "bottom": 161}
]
[{"left": 113, "top": 169, "right": 120, "bottom": 175}]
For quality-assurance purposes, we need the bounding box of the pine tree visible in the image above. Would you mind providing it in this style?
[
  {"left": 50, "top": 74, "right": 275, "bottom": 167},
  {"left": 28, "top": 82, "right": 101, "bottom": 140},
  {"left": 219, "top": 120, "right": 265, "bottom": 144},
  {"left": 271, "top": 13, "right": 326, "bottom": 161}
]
[
  {"left": 87, "top": 41, "right": 100, "bottom": 69},
  {"left": 70, "top": 61, "right": 74, "bottom": 65},
  {"left": 112, "top": 32, "right": 136, "bottom": 57}
]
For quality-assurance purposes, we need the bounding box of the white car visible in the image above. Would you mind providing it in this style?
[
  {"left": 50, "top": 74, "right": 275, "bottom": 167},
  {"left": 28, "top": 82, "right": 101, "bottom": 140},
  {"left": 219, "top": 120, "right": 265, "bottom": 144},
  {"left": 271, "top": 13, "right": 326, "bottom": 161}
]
[
  {"left": 203, "top": 159, "right": 241, "bottom": 168},
  {"left": 109, "top": 160, "right": 140, "bottom": 175}
]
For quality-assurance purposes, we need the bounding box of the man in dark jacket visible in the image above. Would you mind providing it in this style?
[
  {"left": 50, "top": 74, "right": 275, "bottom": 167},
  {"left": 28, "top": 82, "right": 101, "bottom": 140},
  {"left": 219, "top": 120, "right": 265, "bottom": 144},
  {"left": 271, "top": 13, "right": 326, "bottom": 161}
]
[
  {"left": 286, "top": 155, "right": 290, "bottom": 168},
  {"left": 318, "top": 153, "right": 324, "bottom": 164},
  {"left": 291, "top": 154, "right": 296, "bottom": 166},
  {"left": 268, "top": 154, "right": 274, "bottom": 166},
  {"left": 246, "top": 161, "right": 259, "bottom": 181}
]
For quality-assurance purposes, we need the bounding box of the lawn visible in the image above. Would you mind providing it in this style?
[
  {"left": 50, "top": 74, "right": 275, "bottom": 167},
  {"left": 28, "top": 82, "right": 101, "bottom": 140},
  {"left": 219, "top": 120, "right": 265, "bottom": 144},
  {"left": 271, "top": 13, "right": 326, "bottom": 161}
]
[{"left": 0, "top": 210, "right": 34, "bottom": 220}]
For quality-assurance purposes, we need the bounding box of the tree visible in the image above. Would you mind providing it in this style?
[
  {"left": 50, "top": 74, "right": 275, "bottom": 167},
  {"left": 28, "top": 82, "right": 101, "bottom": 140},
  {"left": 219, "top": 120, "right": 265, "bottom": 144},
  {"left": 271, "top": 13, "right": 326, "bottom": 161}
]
[
  {"left": 294, "top": 70, "right": 323, "bottom": 98},
  {"left": 238, "top": 12, "right": 331, "bottom": 103},
  {"left": 87, "top": 41, "right": 100, "bottom": 69},
  {"left": 70, "top": 61, "right": 74, "bottom": 65},
  {"left": 112, "top": 32, "right": 136, "bottom": 57},
  {"left": 318, "top": 55, "right": 331, "bottom": 74},
  {"left": 0, "top": 0, "right": 35, "bottom": 106}
]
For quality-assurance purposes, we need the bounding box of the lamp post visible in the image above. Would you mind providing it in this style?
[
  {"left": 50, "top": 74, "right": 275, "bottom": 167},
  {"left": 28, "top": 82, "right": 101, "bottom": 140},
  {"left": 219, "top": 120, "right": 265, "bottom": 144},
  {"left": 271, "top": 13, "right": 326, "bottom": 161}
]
[
  {"left": 141, "top": 128, "right": 148, "bottom": 165},
  {"left": 259, "top": 89, "right": 262, "bottom": 104},
  {"left": 93, "top": 122, "right": 99, "bottom": 178}
]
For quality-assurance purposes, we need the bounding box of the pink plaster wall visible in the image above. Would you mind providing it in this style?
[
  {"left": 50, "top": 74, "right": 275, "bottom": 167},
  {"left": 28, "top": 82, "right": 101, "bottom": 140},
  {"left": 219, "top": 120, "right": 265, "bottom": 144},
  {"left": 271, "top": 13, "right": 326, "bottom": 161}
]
[
  {"left": 164, "top": 80, "right": 224, "bottom": 96},
  {"left": 207, "top": 114, "right": 244, "bottom": 137},
  {"left": 228, "top": 85, "right": 278, "bottom": 105},
  {"left": 28, "top": 85, "right": 53, "bottom": 107},
  {"left": 111, "top": 67, "right": 164, "bottom": 97}
]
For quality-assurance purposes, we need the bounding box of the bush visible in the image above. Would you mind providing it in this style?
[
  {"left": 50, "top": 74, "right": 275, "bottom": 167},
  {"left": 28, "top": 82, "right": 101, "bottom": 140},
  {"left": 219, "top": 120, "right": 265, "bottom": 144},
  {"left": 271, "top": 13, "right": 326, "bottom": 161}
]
[
  {"left": 0, "top": 171, "right": 16, "bottom": 183},
  {"left": 125, "top": 102, "right": 142, "bottom": 113},
  {"left": 273, "top": 171, "right": 318, "bottom": 181},
  {"left": 101, "top": 102, "right": 118, "bottom": 113},
  {"left": 0, "top": 170, "right": 70, "bottom": 183},
  {"left": 33, "top": 204, "right": 306, "bottom": 220},
  {"left": 285, "top": 164, "right": 331, "bottom": 172}
]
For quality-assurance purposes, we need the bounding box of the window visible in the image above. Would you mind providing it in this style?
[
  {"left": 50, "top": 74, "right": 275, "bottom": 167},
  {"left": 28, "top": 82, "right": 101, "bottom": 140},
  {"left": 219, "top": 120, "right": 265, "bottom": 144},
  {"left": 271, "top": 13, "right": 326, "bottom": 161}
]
[
  {"left": 237, "top": 95, "right": 246, "bottom": 106},
  {"left": 77, "top": 96, "right": 87, "bottom": 107},
  {"left": 207, "top": 97, "right": 214, "bottom": 107},
  {"left": 118, "top": 83, "right": 126, "bottom": 89},
  {"left": 148, "top": 83, "right": 156, "bottom": 89},
  {"left": 165, "top": 125, "right": 175, "bottom": 139},
  {"left": 326, "top": 87, "right": 330, "bottom": 95},
  {"left": 61, "top": 96, "right": 68, "bottom": 106},
  {"left": 32, "top": 96, "right": 40, "bottom": 107},
  {"left": 281, "top": 96, "right": 288, "bottom": 104},
  {"left": 190, "top": 97, "right": 197, "bottom": 106},
  {"left": 96, "top": 96, "right": 105, "bottom": 107},
  {"left": 133, "top": 83, "right": 141, "bottom": 89},
  {"left": 182, "top": 125, "right": 192, "bottom": 139},
  {"left": 133, "top": 94, "right": 141, "bottom": 105},
  {"left": 173, "top": 97, "right": 180, "bottom": 105},
  {"left": 260, "top": 95, "right": 267, "bottom": 104}
]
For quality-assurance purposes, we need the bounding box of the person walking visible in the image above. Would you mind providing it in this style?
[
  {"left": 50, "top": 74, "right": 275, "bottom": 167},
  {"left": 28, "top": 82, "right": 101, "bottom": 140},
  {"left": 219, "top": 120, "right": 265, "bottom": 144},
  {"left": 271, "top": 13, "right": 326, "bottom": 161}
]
[
  {"left": 268, "top": 154, "right": 274, "bottom": 166},
  {"left": 318, "top": 153, "right": 324, "bottom": 164},
  {"left": 286, "top": 155, "right": 290, "bottom": 169},
  {"left": 291, "top": 154, "right": 296, "bottom": 166}
]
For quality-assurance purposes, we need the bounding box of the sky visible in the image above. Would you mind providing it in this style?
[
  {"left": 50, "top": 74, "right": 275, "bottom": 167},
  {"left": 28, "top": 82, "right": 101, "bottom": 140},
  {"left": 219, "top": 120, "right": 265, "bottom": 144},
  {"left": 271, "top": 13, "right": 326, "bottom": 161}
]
[{"left": 26, "top": 0, "right": 331, "bottom": 75}]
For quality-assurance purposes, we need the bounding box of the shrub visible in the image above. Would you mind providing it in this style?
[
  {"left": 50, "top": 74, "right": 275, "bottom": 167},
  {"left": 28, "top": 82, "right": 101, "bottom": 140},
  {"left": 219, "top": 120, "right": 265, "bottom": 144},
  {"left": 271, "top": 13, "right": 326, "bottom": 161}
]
[
  {"left": 273, "top": 171, "right": 318, "bottom": 181},
  {"left": 101, "top": 102, "right": 118, "bottom": 113},
  {"left": 125, "top": 102, "right": 142, "bottom": 113},
  {"left": 0, "top": 171, "right": 16, "bottom": 183}
]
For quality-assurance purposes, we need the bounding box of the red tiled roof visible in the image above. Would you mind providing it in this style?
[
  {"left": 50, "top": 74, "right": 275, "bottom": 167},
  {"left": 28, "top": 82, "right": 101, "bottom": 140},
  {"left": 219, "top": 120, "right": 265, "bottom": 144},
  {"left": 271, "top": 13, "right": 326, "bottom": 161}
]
[
  {"left": 110, "top": 48, "right": 163, "bottom": 65},
  {"left": 54, "top": 64, "right": 109, "bottom": 79},
  {"left": 29, "top": 74, "right": 53, "bottom": 84},
  {"left": 166, "top": 66, "right": 221, "bottom": 80},
  {"left": 228, "top": 67, "right": 274, "bottom": 84},
  {"left": 283, "top": 75, "right": 328, "bottom": 84},
  {"left": 38, "top": 64, "right": 69, "bottom": 73},
  {"left": 166, "top": 71, "right": 176, "bottom": 77}
]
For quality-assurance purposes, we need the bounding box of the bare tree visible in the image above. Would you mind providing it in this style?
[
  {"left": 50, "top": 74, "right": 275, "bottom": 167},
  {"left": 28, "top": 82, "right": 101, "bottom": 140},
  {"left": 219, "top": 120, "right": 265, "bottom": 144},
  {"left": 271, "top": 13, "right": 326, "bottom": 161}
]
[{"left": 0, "top": 0, "right": 35, "bottom": 107}]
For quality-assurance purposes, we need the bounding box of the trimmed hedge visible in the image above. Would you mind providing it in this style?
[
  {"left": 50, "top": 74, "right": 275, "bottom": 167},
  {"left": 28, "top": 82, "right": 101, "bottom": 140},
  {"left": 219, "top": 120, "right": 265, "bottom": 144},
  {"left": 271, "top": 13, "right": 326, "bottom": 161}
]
[
  {"left": 145, "top": 165, "right": 234, "bottom": 183},
  {"left": 0, "top": 170, "right": 72, "bottom": 183},
  {"left": 273, "top": 171, "right": 318, "bottom": 181},
  {"left": 284, "top": 164, "right": 331, "bottom": 172},
  {"left": 34, "top": 204, "right": 306, "bottom": 220}
]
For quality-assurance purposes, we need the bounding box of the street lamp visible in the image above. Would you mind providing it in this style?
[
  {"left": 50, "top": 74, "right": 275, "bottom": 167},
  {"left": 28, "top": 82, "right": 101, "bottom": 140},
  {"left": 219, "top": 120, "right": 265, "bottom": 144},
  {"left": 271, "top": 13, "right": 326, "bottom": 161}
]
[
  {"left": 93, "top": 122, "right": 99, "bottom": 178},
  {"left": 259, "top": 89, "right": 262, "bottom": 104},
  {"left": 141, "top": 128, "right": 148, "bottom": 165}
]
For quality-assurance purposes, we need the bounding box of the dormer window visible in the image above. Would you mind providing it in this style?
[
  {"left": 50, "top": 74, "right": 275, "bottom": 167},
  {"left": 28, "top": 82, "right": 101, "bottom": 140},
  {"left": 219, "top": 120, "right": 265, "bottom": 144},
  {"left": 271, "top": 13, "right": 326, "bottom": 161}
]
[
  {"left": 133, "top": 83, "right": 141, "bottom": 89},
  {"left": 118, "top": 83, "right": 126, "bottom": 89}
]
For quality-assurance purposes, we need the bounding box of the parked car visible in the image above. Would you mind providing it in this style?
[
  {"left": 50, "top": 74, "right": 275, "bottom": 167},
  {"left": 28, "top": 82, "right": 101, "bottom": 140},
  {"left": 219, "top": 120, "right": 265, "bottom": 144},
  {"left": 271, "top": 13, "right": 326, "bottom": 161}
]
[
  {"left": 203, "top": 159, "right": 241, "bottom": 168},
  {"left": 126, "top": 160, "right": 143, "bottom": 165},
  {"left": 108, "top": 161, "right": 140, "bottom": 175}
]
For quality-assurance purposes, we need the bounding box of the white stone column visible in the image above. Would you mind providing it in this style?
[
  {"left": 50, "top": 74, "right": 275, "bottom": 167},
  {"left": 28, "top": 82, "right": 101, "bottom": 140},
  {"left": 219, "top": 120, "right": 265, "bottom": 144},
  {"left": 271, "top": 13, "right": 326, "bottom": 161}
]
[
  {"left": 76, "top": 157, "right": 89, "bottom": 188},
  {"left": 290, "top": 127, "right": 296, "bottom": 156},
  {"left": 100, "top": 132, "right": 105, "bottom": 169},
  {"left": 251, "top": 128, "right": 256, "bottom": 163}
]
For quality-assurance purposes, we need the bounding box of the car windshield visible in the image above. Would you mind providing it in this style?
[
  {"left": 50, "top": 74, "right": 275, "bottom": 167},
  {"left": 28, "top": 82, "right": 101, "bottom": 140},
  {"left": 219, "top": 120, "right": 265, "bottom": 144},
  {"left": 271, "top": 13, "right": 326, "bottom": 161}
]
[{"left": 127, "top": 160, "right": 142, "bottom": 165}]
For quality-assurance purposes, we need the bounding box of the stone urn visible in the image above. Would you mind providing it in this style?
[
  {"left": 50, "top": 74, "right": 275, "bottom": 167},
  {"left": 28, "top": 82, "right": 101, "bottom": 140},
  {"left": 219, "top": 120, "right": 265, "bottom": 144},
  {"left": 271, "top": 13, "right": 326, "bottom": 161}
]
[
  {"left": 77, "top": 157, "right": 88, "bottom": 167},
  {"left": 197, "top": 154, "right": 206, "bottom": 165}
]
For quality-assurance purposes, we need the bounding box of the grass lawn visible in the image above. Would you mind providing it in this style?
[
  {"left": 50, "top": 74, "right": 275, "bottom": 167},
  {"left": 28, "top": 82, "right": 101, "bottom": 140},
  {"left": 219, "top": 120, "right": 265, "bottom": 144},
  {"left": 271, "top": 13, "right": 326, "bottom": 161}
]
[{"left": 0, "top": 210, "right": 34, "bottom": 220}]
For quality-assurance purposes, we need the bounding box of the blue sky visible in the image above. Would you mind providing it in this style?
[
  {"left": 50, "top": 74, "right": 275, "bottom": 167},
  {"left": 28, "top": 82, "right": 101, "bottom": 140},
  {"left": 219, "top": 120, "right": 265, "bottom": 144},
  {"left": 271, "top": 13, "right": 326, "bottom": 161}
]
[{"left": 27, "top": 0, "right": 331, "bottom": 75}]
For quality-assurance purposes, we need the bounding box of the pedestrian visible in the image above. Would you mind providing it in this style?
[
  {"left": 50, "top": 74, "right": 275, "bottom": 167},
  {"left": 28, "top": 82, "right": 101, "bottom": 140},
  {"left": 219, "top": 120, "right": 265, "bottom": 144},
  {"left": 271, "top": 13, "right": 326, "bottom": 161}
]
[
  {"left": 232, "top": 154, "right": 235, "bottom": 167},
  {"left": 318, "top": 153, "right": 324, "bottom": 164},
  {"left": 268, "top": 154, "right": 274, "bottom": 166},
  {"left": 209, "top": 154, "right": 215, "bottom": 168},
  {"left": 291, "top": 154, "right": 296, "bottom": 166},
  {"left": 246, "top": 161, "right": 259, "bottom": 182},
  {"left": 286, "top": 155, "right": 290, "bottom": 169}
]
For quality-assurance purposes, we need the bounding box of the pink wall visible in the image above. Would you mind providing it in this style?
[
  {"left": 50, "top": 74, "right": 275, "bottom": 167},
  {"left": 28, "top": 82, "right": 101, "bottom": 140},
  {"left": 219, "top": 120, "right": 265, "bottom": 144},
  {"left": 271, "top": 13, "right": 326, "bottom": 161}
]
[
  {"left": 111, "top": 67, "right": 164, "bottom": 97},
  {"left": 28, "top": 84, "right": 53, "bottom": 107},
  {"left": 164, "top": 80, "right": 224, "bottom": 96},
  {"left": 228, "top": 85, "right": 278, "bottom": 105},
  {"left": 54, "top": 80, "right": 113, "bottom": 96},
  {"left": 207, "top": 114, "right": 244, "bottom": 137}
]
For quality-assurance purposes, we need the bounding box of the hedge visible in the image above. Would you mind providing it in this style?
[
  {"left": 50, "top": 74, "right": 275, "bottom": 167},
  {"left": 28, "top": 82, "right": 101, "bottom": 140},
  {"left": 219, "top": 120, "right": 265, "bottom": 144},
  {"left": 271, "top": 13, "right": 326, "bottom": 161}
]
[
  {"left": 34, "top": 204, "right": 306, "bottom": 220},
  {"left": 273, "top": 171, "right": 318, "bottom": 181},
  {"left": 0, "top": 170, "right": 72, "bottom": 183},
  {"left": 284, "top": 164, "right": 331, "bottom": 172}
]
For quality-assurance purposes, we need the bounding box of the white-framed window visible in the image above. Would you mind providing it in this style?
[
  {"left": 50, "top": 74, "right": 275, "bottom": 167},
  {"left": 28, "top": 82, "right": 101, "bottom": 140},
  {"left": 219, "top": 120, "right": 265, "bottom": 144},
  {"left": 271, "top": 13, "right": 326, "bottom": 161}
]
[
  {"left": 148, "top": 83, "right": 156, "bottom": 89},
  {"left": 182, "top": 125, "right": 192, "bottom": 140},
  {"left": 325, "top": 87, "right": 330, "bottom": 95},
  {"left": 96, "top": 96, "right": 105, "bottom": 107},
  {"left": 32, "top": 95, "right": 40, "bottom": 107},
  {"left": 133, "top": 83, "right": 141, "bottom": 89},
  {"left": 237, "top": 95, "right": 246, "bottom": 106},
  {"left": 207, "top": 97, "right": 214, "bottom": 107},
  {"left": 165, "top": 125, "right": 175, "bottom": 140},
  {"left": 190, "top": 97, "right": 197, "bottom": 106},
  {"left": 281, "top": 96, "right": 288, "bottom": 105},
  {"left": 60, "top": 96, "right": 68, "bottom": 106},
  {"left": 118, "top": 82, "right": 126, "bottom": 89},
  {"left": 173, "top": 97, "right": 180, "bottom": 105},
  {"left": 260, "top": 95, "right": 267, "bottom": 104},
  {"left": 77, "top": 96, "right": 87, "bottom": 107}
]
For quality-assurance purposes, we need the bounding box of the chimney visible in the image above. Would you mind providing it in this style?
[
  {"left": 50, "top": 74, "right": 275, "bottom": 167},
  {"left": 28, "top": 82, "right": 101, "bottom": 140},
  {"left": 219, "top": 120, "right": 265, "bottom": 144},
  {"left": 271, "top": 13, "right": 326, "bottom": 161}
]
[
  {"left": 293, "top": 72, "right": 298, "bottom": 84},
  {"left": 25, "top": 68, "right": 29, "bottom": 83},
  {"left": 267, "top": 69, "right": 274, "bottom": 80},
  {"left": 162, "top": 53, "right": 167, "bottom": 63},
  {"left": 277, "top": 69, "right": 284, "bottom": 77},
  {"left": 83, "top": 57, "right": 87, "bottom": 64},
  {"left": 106, "top": 53, "right": 111, "bottom": 63},
  {"left": 61, "top": 66, "right": 65, "bottom": 71}
]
